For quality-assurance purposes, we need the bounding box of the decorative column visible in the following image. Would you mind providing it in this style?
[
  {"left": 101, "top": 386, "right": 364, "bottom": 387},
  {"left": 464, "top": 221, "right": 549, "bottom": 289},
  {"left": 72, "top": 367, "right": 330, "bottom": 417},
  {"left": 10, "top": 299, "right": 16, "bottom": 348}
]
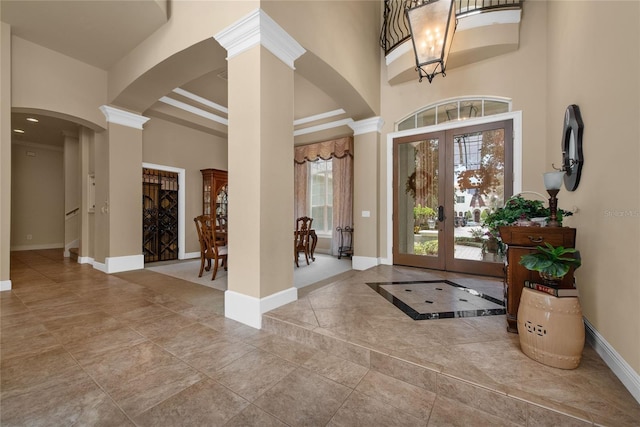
[
  {"left": 215, "top": 9, "right": 305, "bottom": 328},
  {"left": 96, "top": 106, "right": 149, "bottom": 273},
  {"left": 349, "top": 117, "right": 384, "bottom": 271}
]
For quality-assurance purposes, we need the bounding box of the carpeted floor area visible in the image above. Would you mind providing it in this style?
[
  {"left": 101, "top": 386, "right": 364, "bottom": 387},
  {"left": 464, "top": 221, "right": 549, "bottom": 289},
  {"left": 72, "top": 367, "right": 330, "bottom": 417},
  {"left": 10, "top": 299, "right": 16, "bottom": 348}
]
[{"left": 146, "top": 253, "right": 353, "bottom": 292}]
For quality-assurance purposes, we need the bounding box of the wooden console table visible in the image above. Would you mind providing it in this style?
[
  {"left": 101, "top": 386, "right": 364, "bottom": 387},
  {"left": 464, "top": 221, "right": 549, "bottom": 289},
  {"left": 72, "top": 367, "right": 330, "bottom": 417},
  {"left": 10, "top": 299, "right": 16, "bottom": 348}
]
[{"left": 499, "top": 226, "right": 577, "bottom": 333}]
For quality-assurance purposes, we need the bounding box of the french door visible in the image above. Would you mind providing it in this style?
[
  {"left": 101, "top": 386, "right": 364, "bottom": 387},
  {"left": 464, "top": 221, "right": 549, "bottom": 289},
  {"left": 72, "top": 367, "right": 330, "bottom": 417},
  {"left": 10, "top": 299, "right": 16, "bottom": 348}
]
[{"left": 393, "top": 120, "right": 513, "bottom": 277}]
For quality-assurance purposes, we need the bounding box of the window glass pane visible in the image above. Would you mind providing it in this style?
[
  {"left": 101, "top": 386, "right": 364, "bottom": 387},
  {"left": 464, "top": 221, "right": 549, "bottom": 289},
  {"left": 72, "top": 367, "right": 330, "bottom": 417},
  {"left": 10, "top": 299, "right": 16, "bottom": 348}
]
[
  {"left": 438, "top": 102, "right": 458, "bottom": 123},
  {"left": 398, "top": 117, "right": 415, "bottom": 131},
  {"left": 460, "top": 100, "right": 480, "bottom": 120},
  {"left": 308, "top": 159, "right": 333, "bottom": 233},
  {"left": 483, "top": 100, "right": 509, "bottom": 116},
  {"left": 417, "top": 108, "right": 436, "bottom": 127}
]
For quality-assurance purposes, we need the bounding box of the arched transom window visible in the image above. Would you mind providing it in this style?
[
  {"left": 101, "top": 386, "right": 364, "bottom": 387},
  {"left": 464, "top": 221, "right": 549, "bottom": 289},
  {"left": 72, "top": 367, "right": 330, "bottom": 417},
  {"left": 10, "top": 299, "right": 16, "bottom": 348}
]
[{"left": 397, "top": 97, "right": 511, "bottom": 131}]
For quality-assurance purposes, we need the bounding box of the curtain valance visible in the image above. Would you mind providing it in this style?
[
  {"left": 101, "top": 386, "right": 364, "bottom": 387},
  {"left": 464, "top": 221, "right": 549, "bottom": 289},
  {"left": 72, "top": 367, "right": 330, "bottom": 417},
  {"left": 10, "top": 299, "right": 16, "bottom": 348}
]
[{"left": 294, "top": 137, "right": 353, "bottom": 164}]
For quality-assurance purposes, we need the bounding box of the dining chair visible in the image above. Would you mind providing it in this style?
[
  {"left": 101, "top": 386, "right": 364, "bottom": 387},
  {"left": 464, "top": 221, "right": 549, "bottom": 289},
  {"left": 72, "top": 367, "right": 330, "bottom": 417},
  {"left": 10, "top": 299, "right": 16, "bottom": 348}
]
[
  {"left": 294, "top": 216, "right": 313, "bottom": 267},
  {"left": 194, "top": 214, "right": 228, "bottom": 280}
]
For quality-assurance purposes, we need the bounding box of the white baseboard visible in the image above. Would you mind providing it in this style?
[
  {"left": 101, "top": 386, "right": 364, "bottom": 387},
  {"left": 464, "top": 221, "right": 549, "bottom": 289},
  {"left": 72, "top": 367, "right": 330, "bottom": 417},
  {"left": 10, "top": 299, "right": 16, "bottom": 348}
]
[
  {"left": 352, "top": 256, "right": 379, "bottom": 271},
  {"left": 183, "top": 251, "right": 200, "bottom": 260},
  {"left": 584, "top": 317, "right": 640, "bottom": 404},
  {"left": 225, "top": 287, "right": 298, "bottom": 329},
  {"left": 10, "top": 243, "right": 64, "bottom": 251},
  {"left": 93, "top": 254, "right": 144, "bottom": 274},
  {"left": 77, "top": 256, "right": 94, "bottom": 265},
  {"left": 0, "top": 280, "right": 12, "bottom": 291}
]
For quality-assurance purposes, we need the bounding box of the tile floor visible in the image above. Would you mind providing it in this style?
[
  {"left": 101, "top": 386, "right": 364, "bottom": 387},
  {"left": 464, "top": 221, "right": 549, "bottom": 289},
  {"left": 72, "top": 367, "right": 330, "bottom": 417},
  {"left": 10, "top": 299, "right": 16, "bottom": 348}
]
[{"left": 1, "top": 249, "right": 639, "bottom": 426}]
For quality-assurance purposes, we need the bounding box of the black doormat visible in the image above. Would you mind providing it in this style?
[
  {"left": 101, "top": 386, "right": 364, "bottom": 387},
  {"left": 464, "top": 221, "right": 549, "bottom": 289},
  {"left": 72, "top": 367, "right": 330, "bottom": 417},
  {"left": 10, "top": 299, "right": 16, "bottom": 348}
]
[{"left": 366, "top": 280, "right": 505, "bottom": 320}]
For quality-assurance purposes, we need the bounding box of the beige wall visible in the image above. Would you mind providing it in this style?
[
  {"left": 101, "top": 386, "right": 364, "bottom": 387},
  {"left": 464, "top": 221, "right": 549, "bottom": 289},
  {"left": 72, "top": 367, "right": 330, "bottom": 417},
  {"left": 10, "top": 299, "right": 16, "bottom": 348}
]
[
  {"left": 546, "top": 0, "right": 640, "bottom": 374},
  {"left": 10, "top": 142, "right": 64, "bottom": 250},
  {"left": 142, "top": 117, "right": 228, "bottom": 255},
  {"left": 11, "top": 36, "right": 107, "bottom": 130}
]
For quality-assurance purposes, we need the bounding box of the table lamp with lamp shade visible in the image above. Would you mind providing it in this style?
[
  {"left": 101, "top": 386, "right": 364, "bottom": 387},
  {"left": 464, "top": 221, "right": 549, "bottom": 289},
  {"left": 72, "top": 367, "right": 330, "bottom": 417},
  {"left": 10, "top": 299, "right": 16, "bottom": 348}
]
[{"left": 543, "top": 171, "right": 565, "bottom": 227}]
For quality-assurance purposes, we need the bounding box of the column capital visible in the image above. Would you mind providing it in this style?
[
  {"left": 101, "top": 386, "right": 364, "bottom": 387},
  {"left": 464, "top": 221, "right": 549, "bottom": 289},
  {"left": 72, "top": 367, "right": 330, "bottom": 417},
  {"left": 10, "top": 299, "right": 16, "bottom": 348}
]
[
  {"left": 349, "top": 117, "right": 384, "bottom": 136},
  {"left": 214, "top": 9, "right": 306, "bottom": 69},
  {"left": 99, "top": 105, "right": 149, "bottom": 130}
]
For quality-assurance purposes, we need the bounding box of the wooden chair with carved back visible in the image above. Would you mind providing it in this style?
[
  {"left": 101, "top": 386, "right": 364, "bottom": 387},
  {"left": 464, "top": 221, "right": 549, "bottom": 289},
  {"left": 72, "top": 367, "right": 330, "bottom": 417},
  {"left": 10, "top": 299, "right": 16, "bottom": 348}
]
[
  {"left": 194, "top": 214, "right": 228, "bottom": 280},
  {"left": 294, "top": 216, "right": 313, "bottom": 267}
]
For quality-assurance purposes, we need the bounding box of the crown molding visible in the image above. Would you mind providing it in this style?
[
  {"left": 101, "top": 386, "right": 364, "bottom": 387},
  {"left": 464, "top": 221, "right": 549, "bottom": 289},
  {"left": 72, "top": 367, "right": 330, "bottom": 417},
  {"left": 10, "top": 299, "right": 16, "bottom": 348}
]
[
  {"left": 159, "top": 96, "right": 228, "bottom": 126},
  {"left": 294, "top": 118, "right": 354, "bottom": 137},
  {"left": 99, "top": 106, "right": 150, "bottom": 130},
  {"left": 214, "top": 9, "right": 306, "bottom": 69},
  {"left": 349, "top": 117, "right": 384, "bottom": 135}
]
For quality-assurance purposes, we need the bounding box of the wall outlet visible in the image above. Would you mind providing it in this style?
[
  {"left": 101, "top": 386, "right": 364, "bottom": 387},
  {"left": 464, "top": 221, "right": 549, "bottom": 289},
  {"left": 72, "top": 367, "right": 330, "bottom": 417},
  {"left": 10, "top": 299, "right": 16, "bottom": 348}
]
[{"left": 26, "top": 234, "right": 32, "bottom": 240}]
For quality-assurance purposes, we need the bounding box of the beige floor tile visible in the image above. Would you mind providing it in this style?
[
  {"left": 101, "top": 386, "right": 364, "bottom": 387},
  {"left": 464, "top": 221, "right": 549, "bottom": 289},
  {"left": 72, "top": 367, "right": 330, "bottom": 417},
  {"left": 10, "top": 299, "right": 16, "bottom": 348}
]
[
  {"left": 355, "top": 370, "right": 436, "bottom": 420},
  {"left": 302, "top": 351, "right": 370, "bottom": 388},
  {"left": 134, "top": 378, "right": 249, "bottom": 426},
  {"left": 427, "top": 395, "right": 522, "bottom": 426},
  {"left": 225, "top": 404, "right": 289, "bottom": 427},
  {"left": 80, "top": 341, "right": 203, "bottom": 416},
  {"left": 0, "top": 369, "right": 132, "bottom": 427},
  {"left": 253, "top": 367, "right": 352, "bottom": 426},
  {"left": 327, "top": 390, "right": 425, "bottom": 427},
  {"left": 212, "top": 348, "right": 297, "bottom": 402}
]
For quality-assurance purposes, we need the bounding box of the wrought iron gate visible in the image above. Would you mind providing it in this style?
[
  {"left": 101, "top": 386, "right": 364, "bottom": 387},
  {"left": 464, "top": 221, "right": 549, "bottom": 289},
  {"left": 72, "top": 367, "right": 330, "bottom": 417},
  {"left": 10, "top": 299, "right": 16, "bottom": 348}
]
[{"left": 143, "top": 168, "right": 179, "bottom": 263}]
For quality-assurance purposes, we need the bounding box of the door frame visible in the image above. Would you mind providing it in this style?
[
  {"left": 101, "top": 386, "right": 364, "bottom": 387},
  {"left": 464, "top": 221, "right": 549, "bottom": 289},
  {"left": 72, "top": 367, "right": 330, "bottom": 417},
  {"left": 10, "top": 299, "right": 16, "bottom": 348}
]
[
  {"left": 142, "top": 162, "right": 187, "bottom": 260},
  {"left": 385, "top": 111, "right": 523, "bottom": 267}
]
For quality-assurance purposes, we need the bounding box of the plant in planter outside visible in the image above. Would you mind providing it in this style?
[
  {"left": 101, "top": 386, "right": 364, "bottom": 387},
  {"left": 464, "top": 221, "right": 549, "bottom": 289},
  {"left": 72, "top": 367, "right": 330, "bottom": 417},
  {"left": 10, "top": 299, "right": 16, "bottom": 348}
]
[
  {"left": 518, "top": 242, "right": 582, "bottom": 284},
  {"left": 413, "top": 204, "right": 436, "bottom": 230}
]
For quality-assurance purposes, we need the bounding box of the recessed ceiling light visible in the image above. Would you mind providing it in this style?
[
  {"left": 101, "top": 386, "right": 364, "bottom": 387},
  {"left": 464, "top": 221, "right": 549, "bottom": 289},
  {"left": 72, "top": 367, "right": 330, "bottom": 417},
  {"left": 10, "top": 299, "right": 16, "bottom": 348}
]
[
  {"left": 13, "top": 129, "right": 25, "bottom": 134},
  {"left": 26, "top": 117, "right": 39, "bottom": 123}
]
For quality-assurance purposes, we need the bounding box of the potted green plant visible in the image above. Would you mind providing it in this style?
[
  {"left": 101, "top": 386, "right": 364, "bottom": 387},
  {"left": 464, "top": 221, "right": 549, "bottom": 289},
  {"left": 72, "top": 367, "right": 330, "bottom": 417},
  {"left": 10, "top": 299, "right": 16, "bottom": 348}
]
[
  {"left": 482, "top": 195, "right": 573, "bottom": 255},
  {"left": 518, "top": 242, "right": 582, "bottom": 284}
]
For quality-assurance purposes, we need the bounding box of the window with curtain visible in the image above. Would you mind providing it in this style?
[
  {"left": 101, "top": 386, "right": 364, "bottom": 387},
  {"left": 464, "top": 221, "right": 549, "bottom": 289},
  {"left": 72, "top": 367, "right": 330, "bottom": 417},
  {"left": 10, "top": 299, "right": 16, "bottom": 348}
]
[
  {"left": 309, "top": 159, "right": 333, "bottom": 235},
  {"left": 294, "top": 137, "right": 353, "bottom": 256}
]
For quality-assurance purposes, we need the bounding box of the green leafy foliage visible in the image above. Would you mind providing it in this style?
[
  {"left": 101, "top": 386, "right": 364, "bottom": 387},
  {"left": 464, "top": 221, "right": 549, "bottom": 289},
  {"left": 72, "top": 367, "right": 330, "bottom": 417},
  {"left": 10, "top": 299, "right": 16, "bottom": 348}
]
[{"left": 519, "top": 242, "right": 582, "bottom": 279}]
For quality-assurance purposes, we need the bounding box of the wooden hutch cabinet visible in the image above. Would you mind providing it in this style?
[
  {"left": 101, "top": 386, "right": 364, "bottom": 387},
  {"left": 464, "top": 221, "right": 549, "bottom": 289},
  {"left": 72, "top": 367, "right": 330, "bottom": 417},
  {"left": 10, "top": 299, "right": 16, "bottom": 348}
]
[
  {"left": 201, "top": 168, "right": 228, "bottom": 222},
  {"left": 499, "top": 226, "right": 577, "bottom": 333}
]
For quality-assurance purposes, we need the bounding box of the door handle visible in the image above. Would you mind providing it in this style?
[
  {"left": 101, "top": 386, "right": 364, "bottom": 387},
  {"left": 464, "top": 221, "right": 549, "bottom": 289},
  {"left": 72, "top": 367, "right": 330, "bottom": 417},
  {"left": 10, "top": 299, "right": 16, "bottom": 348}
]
[{"left": 438, "top": 206, "right": 445, "bottom": 222}]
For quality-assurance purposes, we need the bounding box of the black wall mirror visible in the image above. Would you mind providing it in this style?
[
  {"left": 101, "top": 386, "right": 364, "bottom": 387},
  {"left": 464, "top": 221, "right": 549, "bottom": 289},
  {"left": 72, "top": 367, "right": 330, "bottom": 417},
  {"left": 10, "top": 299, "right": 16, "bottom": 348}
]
[{"left": 562, "top": 104, "right": 584, "bottom": 191}]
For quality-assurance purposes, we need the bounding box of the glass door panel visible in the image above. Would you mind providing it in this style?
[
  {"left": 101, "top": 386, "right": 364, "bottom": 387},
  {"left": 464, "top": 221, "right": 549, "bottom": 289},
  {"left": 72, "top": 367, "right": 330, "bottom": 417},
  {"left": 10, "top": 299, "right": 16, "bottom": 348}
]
[
  {"left": 446, "top": 121, "right": 512, "bottom": 276},
  {"left": 394, "top": 132, "right": 445, "bottom": 270}
]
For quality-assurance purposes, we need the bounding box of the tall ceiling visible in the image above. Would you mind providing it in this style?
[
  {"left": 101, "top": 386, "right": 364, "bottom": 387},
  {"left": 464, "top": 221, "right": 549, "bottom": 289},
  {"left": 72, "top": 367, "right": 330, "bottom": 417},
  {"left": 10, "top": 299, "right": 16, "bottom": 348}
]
[{"left": 2, "top": 0, "right": 348, "bottom": 147}]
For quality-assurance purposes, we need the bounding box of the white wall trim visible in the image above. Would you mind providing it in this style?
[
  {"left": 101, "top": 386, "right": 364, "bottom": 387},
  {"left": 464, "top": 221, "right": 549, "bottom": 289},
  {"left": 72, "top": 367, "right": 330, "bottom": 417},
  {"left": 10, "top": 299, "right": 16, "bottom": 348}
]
[
  {"left": 10, "top": 243, "right": 63, "bottom": 251},
  {"left": 294, "top": 118, "right": 354, "bottom": 137},
  {"left": 184, "top": 251, "right": 200, "bottom": 259},
  {"left": 99, "top": 105, "right": 150, "bottom": 130},
  {"left": 142, "top": 163, "right": 186, "bottom": 260},
  {"left": 352, "top": 256, "right": 379, "bottom": 271},
  {"left": 225, "top": 287, "right": 298, "bottom": 329},
  {"left": 78, "top": 256, "right": 94, "bottom": 265},
  {"left": 95, "top": 254, "right": 144, "bottom": 274},
  {"left": 0, "top": 280, "right": 12, "bottom": 291},
  {"left": 385, "top": 111, "right": 523, "bottom": 265},
  {"left": 172, "top": 88, "right": 228, "bottom": 114},
  {"left": 214, "top": 9, "right": 306, "bottom": 70},
  {"left": 584, "top": 318, "right": 640, "bottom": 404},
  {"left": 294, "top": 109, "right": 346, "bottom": 126},
  {"left": 159, "top": 96, "right": 228, "bottom": 126},
  {"left": 349, "top": 117, "right": 385, "bottom": 136}
]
